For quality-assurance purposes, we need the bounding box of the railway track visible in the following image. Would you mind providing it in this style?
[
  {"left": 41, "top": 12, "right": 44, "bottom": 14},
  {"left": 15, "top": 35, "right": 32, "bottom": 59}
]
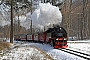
[
  {"left": 59, "top": 48, "right": 90, "bottom": 60},
  {"left": 67, "top": 41, "right": 90, "bottom": 43}
]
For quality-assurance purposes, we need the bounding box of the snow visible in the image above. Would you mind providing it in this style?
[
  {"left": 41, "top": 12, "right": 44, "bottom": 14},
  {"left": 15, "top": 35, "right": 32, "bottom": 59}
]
[
  {"left": 31, "top": 42, "right": 88, "bottom": 60},
  {"left": 68, "top": 41, "right": 90, "bottom": 54},
  {"left": 0, "top": 41, "right": 51, "bottom": 60},
  {"left": 0, "top": 40, "right": 90, "bottom": 60}
]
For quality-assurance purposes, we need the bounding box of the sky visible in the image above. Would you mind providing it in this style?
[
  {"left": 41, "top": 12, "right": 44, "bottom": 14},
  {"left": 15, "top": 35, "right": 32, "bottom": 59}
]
[{"left": 0, "top": 2, "right": 62, "bottom": 31}]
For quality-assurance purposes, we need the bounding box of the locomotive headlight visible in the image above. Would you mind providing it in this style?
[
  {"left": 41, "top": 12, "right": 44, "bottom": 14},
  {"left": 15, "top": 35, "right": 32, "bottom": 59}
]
[
  {"left": 60, "top": 28, "right": 61, "bottom": 30},
  {"left": 64, "top": 38, "right": 67, "bottom": 40},
  {"left": 56, "top": 38, "right": 58, "bottom": 40}
]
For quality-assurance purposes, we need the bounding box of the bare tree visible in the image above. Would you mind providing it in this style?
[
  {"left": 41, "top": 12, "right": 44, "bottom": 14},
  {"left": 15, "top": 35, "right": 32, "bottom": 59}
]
[{"left": 82, "top": 0, "right": 89, "bottom": 39}]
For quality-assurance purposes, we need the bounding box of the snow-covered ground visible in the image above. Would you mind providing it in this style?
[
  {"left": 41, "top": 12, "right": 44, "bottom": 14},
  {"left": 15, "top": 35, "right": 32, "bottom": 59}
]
[
  {"left": 0, "top": 41, "right": 53, "bottom": 60},
  {"left": 31, "top": 41, "right": 90, "bottom": 60},
  {"left": 0, "top": 40, "right": 90, "bottom": 60},
  {"left": 68, "top": 40, "right": 90, "bottom": 55}
]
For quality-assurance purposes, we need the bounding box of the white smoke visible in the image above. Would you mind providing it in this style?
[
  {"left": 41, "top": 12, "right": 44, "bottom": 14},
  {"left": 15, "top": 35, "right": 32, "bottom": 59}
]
[
  {"left": 31, "top": 3, "right": 62, "bottom": 29},
  {"left": 0, "top": 2, "right": 62, "bottom": 31}
]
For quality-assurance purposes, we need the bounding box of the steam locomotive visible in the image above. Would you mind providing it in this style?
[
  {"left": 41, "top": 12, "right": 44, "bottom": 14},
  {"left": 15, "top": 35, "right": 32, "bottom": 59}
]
[{"left": 14, "top": 26, "right": 68, "bottom": 49}]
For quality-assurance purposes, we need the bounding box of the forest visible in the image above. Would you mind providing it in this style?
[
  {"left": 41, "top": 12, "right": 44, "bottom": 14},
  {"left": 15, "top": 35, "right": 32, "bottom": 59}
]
[
  {"left": 0, "top": 0, "right": 90, "bottom": 40},
  {"left": 61, "top": 0, "right": 90, "bottom": 40}
]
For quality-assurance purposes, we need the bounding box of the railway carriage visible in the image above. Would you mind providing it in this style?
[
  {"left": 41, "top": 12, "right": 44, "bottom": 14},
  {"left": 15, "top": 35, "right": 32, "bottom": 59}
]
[
  {"left": 14, "top": 34, "right": 27, "bottom": 41},
  {"left": 14, "top": 35, "right": 21, "bottom": 41},
  {"left": 33, "top": 34, "right": 39, "bottom": 42},
  {"left": 38, "top": 32, "right": 46, "bottom": 43},
  {"left": 27, "top": 34, "right": 34, "bottom": 42},
  {"left": 20, "top": 34, "right": 27, "bottom": 41}
]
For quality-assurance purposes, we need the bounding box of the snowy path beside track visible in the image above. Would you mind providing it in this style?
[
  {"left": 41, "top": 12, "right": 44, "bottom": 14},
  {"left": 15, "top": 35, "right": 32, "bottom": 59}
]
[{"left": 0, "top": 42, "right": 53, "bottom": 60}]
